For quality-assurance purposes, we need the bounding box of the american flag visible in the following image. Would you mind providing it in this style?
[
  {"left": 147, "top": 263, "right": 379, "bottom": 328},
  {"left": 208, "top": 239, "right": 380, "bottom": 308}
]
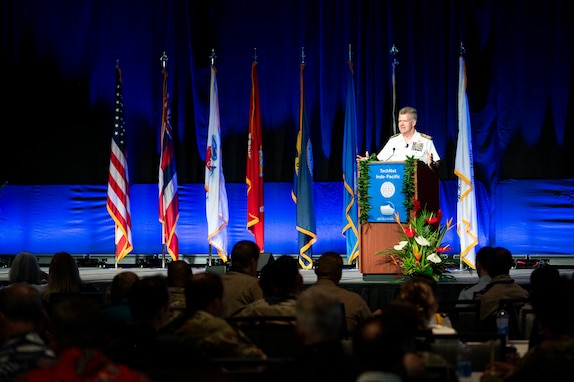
[
  {"left": 158, "top": 68, "right": 179, "bottom": 260},
  {"left": 107, "top": 64, "right": 133, "bottom": 264}
]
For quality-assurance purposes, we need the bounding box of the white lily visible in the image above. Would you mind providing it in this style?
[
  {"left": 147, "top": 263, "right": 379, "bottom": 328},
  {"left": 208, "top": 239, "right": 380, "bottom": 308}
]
[
  {"left": 427, "top": 253, "right": 442, "bottom": 263},
  {"left": 414, "top": 235, "right": 430, "bottom": 246},
  {"left": 394, "top": 241, "right": 408, "bottom": 251}
]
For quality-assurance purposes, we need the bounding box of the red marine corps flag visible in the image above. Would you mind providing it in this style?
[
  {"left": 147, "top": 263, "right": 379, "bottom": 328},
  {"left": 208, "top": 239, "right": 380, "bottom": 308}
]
[{"left": 246, "top": 59, "right": 264, "bottom": 251}]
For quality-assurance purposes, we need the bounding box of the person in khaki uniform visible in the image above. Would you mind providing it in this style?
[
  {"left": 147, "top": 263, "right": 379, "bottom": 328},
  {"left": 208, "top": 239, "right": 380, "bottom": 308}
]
[
  {"left": 306, "top": 252, "right": 376, "bottom": 336},
  {"left": 221, "top": 240, "right": 264, "bottom": 317},
  {"left": 169, "top": 272, "right": 267, "bottom": 361}
]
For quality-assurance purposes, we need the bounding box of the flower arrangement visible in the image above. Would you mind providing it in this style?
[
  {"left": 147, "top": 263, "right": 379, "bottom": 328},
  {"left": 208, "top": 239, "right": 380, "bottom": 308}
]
[{"left": 379, "top": 199, "right": 455, "bottom": 281}]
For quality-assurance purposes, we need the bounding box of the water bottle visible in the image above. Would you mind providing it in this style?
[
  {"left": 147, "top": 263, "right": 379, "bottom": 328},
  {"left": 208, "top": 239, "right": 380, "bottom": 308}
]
[
  {"left": 496, "top": 308, "right": 509, "bottom": 341},
  {"left": 457, "top": 341, "right": 472, "bottom": 382}
]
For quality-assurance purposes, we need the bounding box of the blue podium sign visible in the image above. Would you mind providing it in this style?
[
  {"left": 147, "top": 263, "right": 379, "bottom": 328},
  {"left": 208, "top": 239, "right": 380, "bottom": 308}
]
[{"left": 367, "top": 161, "right": 408, "bottom": 223}]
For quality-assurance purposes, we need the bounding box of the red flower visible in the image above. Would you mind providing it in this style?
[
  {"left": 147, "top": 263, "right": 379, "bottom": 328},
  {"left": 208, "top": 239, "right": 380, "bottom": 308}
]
[
  {"left": 404, "top": 226, "right": 416, "bottom": 238},
  {"left": 425, "top": 215, "right": 439, "bottom": 224},
  {"left": 437, "top": 245, "right": 451, "bottom": 253},
  {"left": 413, "top": 199, "right": 421, "bottom": 214}
]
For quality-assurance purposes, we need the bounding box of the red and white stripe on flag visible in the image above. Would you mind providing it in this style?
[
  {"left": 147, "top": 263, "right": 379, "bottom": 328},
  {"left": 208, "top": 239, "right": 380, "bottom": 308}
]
[{"left": 107, "top": 64, "right": 133, "bottom": 263}]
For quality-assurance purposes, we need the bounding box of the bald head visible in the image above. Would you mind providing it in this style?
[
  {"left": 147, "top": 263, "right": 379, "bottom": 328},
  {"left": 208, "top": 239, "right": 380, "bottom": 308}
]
[
  {"left": 315, "top": 252, "right": 343, "bottom": 283},
  {"left": 167, "top": 260, "right": 193, "bottom": 288}
]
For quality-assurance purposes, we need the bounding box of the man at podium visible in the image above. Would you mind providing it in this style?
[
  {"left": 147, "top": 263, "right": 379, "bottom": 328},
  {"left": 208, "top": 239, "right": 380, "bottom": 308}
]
[{"left": 376, "top": 106, "right": 440, "bottom": 170}]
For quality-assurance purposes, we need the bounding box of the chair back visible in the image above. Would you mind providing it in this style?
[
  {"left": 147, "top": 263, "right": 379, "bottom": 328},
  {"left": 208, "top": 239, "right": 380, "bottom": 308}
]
[
  {"left": 227, "top": 316, "right": 301, "bottom": 358},
  {"left": 438, "top": 299, "right": 481, "bottom": 333},
  {"left": 424, "top": 333, "right": 506, "bottom": 372},
  {"left": 499, "top": 298, "right": 530, "bottom": 340}
]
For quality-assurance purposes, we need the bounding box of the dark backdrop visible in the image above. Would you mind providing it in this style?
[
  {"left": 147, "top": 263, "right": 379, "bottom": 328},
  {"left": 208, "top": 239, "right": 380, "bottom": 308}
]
[{"left": 1, "top": 0, "right": 573, "bottom": 257}]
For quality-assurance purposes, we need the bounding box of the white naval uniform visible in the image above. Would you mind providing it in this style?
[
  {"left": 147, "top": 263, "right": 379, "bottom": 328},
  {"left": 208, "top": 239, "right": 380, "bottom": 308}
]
[{"left": 376, "top": 130, "right": 440, "bottom": 164}]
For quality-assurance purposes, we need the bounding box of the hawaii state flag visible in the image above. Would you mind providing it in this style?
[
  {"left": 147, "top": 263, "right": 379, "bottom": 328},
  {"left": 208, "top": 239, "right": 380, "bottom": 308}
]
[
  {"left": 205, "top": 64, "right": 229, "bottom": 261},
  {"left": 107, "top": 63, "right": 132, "bottom": 264},
  {"left": 342, "top": 60, "right": 359, "bottom": 264},
  {"left": 246, "top": 60, "right": 264, "bottom": 251},
  {"left": 455, "top": 55, "right": 478, "bottom": 269},
  {"left": 292, "top": 63, "right": 316, "bottom": 269},
  {"left": 158, "top": 68, "right": 179, "bottom": 260}
]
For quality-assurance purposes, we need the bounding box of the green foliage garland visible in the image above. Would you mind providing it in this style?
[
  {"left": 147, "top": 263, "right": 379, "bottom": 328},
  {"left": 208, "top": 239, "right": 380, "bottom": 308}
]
[
  {"left": 402, "top": 157, "right": 417, "bottom": 216},
  {"left": 357, "top": 154, "right": 377, "bottom": 224},
  {"left": 358, "top": 155, "right": 417, "bottom": 224}
]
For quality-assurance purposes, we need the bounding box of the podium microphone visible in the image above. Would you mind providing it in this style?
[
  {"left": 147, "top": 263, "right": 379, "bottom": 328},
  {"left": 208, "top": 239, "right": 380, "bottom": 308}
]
[
  {"left": 385, "top": 148, "right": 395, "bottom": 161},
  {"left": 405, "top": 143, "right": 409, "bottom": 148}
]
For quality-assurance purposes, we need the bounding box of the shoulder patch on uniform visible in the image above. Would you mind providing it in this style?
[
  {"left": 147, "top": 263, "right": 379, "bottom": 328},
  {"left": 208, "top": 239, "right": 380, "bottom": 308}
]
[
  {"left": 420, "top": 133, "right": 433, "bottom": 140},
  {"left": 390, "top": 133, "right": 400, "bottom": 138}
]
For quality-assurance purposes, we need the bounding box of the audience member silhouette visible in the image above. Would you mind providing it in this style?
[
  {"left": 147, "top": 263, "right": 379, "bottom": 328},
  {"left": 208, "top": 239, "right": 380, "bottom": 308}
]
[
  {"left": 221, "top": 240, "right": 264, "bottom": 317},
  {"left": 161, "top": 271, "right": 267, "bottom": 362},
  {"left": 353, "top": 303, "right": 419, "bottom": 381},
  {"left": 266, "top": 287, "right": 357, "bottom": 382},
  {"left": 105, "top": 274, "right": 192, "bottom": 380},
  {"left": 20, "top": 295, "right": 151, "bottom": 382},
  {"left": 395, "top": 277, "right": 456, "bottom": 334},
  {"left": 0, "top": 282, "right": 55, "bottom": 382},
  {"left": 306, "top": 251, "right": 375, "bottom": 336},
  {"left": 483, "top": 276, "right": 574, "bottom": 382},
  {"left": 524, "top": 264, "right": 561, "bottom": 348},
  {"left": 164, "top": 260, "right": 193, "bottom": 327},
  {"left": 474, "top": 247, "right": 528, "bottom": 334},
  {"left": 8, "top": 252, "right": 48, "bottom": 292},
  {"left": 233, "top": 255, "right": 302, "bottom": 318},
  {"left": 457, "top": 246, "right": 493, "bottom": 300},
  {"left": 42, "top": 252, "right": 98, "bottom": 307},
  {"left": 100, "top": 271, "right": 139, "bottom": 338}
]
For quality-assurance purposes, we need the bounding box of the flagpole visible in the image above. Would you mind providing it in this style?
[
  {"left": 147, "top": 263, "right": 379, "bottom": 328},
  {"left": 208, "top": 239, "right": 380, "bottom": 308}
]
[
  {"left": 160, "top": 51, "right": 168, "bottom": 269},
  {"left": 207, "top": 48, "right": 216, "bottom": 268},
  {"left": 390, "top": 44, "right": 399, "bottom": 135},
  {"left": 456, "top": 42, "right": 478, "bottom": 270},
  {"left": 108, "top": 58, "right": 133, "bottom": 269},
  {"left": 459, "top": 42, "right": 466, "bottom": 271},
  {"left": 115, "top": 58, "right": 120, "bottom": 271}
]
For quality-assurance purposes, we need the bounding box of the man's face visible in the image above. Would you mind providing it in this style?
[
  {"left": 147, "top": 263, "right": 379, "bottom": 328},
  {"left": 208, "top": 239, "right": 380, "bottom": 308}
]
[{"left": 398, "top": 113, "right": 416, "bottom": 136}]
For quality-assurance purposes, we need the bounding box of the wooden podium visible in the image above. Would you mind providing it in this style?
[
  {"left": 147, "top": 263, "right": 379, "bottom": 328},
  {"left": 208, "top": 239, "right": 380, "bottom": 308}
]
[{"left": 358, "top": 160, "right": 439, "bottom": 280}]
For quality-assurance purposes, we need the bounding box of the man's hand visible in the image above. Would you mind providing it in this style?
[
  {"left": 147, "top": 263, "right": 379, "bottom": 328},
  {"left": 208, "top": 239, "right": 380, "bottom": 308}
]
[
  {"left": 356, "top": 151, "right": 370, "bottom": 161},
  {"left": 426, "top": 151, "right": 439, "bottom": 170}
]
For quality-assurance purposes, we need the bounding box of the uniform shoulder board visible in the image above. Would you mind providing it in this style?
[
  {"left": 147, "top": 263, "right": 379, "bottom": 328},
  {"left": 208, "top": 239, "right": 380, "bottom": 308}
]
[
  {"left": 390, "top": 133, "right": 401, "bottom": 138},
  {"left": 420, "top": 133, "right": 433, "bottom": 140}
]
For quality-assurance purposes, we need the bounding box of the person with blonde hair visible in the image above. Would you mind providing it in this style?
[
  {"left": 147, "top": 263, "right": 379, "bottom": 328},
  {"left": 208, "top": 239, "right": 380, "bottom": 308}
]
[
  {"left": 395, "top": 277, "right": 455, "bottom": 334},
  {"left": 42, "top": 252, "right": 98, "bottom": 306}
]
